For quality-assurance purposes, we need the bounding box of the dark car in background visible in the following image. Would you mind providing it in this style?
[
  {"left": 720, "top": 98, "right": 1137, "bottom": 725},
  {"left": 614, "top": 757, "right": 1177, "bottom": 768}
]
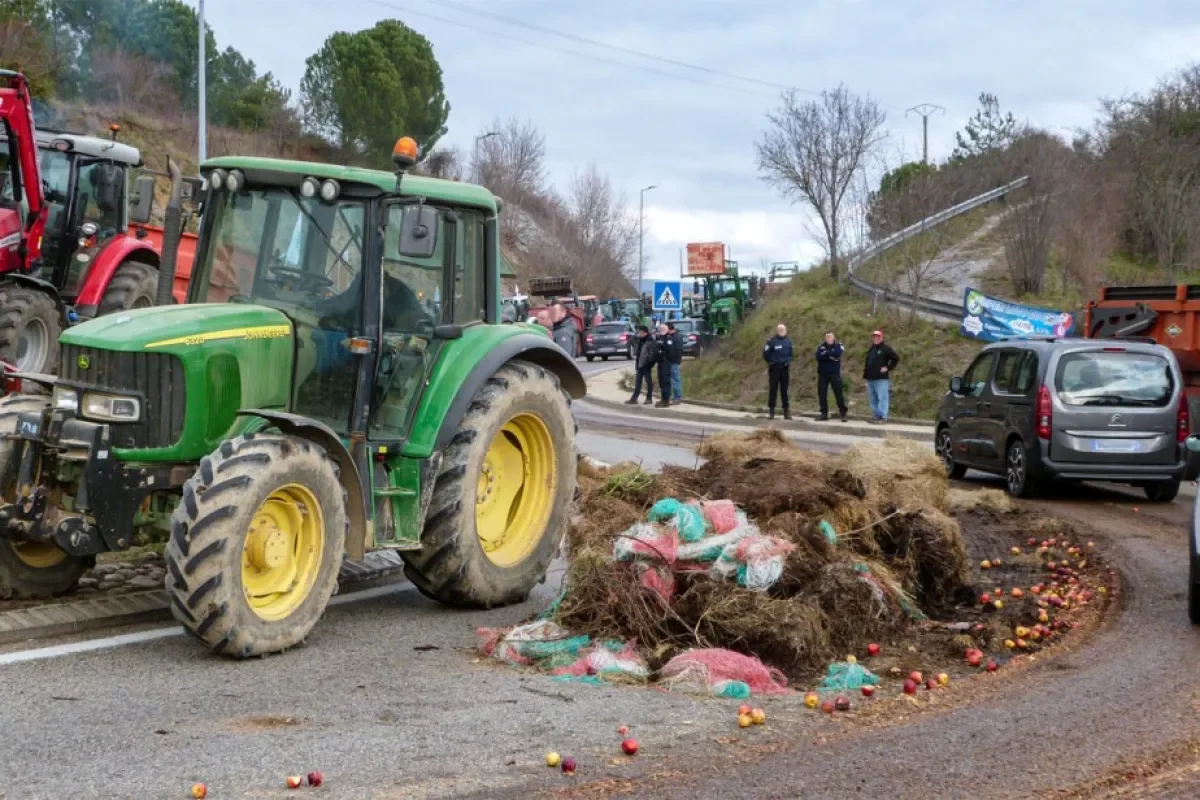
[
  {"left": 671, "top": 318, "right": 718, "bottom": 357},
  {"left": 584, "top": 322, "right": 636, "bottom": 361},
  {"left": 936, "top": 338, "right": 1193, "bottom": 500}
]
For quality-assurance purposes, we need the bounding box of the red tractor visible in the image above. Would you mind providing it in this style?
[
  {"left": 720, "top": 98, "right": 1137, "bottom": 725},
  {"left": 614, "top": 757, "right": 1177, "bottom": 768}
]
[{"left": 0, "top": 70, "right": 196, "bottom": 374}]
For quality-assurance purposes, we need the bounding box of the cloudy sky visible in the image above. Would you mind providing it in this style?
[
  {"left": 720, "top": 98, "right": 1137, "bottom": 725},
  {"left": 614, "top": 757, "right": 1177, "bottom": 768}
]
[{"left": 189, "top": 0, "right": 1200, "bottom": 279}]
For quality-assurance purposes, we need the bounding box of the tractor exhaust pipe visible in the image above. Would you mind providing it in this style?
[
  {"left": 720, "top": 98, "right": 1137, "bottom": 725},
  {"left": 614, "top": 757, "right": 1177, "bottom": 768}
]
[{"left": 155, "top": 155, "right": 185, "bottom": 306}]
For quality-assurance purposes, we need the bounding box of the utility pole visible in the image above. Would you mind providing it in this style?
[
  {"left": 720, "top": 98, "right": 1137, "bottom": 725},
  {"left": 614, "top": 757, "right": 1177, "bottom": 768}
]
[
  {"left": 906, "top": 103, "right": 945, "bottom": 164},
  {"left": 638, "top": 184, "right": 657, "bottom": 301},
  {"left": 198, "top": 0, "right": 207, "bottom": 164}
]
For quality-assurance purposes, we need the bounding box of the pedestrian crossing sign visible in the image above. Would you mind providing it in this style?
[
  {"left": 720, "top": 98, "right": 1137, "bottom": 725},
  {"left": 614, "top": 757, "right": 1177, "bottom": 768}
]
[{"left": 652, "top": 280, "right": 682, "bottom": 311}]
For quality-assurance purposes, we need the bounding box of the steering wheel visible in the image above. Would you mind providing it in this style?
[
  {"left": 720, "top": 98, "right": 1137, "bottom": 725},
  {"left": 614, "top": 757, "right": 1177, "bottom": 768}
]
[{"left": 266, "top": 265, "right": 334, "bottom": 294}]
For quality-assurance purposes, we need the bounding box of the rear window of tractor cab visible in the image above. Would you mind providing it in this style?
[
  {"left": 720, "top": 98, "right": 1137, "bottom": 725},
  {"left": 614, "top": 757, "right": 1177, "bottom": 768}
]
[{"left": 1053, "top": 351, "right": 1173, "bottom": 407}]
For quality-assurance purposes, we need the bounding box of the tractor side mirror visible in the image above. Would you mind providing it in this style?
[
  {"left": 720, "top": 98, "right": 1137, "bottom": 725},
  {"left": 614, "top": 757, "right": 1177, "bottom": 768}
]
[
  {"left": 396, "top": 205, "right": 439, "bottom": 259},
  {"left": 129, "top": 175, "right": 155, "bottom": 224},
  {"left": 1186, "top": 434, "right": 1200, "bottom": 454},
  {"left": 949, "top": 376, "right": 963, "bottom": 394}
]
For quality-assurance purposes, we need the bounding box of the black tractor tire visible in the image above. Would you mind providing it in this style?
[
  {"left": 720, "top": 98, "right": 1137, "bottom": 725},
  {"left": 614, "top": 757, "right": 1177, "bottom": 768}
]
[
  {"left": 402, "top": 360, "right": 575, "bottom": 608},
  {"left": 0, "top": 286, "right": 60, "bottom": 375},
  {"left": 0, "top": 393, "right": 92, "bottom": 599},
  {"left": 164, "top": 434, "right": 347, "bottom": 658},
  {"left": 97, "top": 260, "right": 159, "bottom": 314},
  {"left": 936, "top": 426, "right": 967, "bottom": 480},
  {"left": 1144, "top": 480, "right": 1181, "bottom": 503},
  {"left": 1005, "top": 438, "right": 1038, "bottom": 498}
]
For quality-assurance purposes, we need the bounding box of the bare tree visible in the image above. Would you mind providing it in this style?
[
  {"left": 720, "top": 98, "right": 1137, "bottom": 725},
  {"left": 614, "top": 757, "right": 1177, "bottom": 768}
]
[
  {"left": 756, "top": 85, "right": 887, "bottom": 280},
  {"left": 471, "top": 117, "right": 546, "bottom": 207},
  {"left": 555, "top": 164, "right": 638, "bottom": 295},
  {"left": 90, "top": 49, "right": 179, "bottom": 115},
  {"left": 998, "top": 131, "right": 1071, "bottom": 295},
  {"left": 419, "top": 146, "right": 465, "bottom": 181}
]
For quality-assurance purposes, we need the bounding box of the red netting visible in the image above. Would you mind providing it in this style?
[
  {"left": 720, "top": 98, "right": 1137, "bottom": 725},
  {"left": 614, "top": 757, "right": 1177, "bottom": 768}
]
[{"left": 660, "top": 648, "right": 791, "bottom": 694}]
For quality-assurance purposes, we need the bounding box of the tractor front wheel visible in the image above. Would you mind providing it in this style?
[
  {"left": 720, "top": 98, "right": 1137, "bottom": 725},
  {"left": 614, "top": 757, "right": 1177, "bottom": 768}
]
[
  {"left": 0, "top": 286, "right": 60, "bottom": 374},
  {"left": 0, "top": 394, "right": 92, "bottom": 598},
  {"left": 403, "top": 360, "right": 575, "bottom": 607},
  {"left": 165, "top": 434, "right": 346, "bottom": 657},
  {"left": 98, "top": 261, "right": 159, "bottom": 314}
]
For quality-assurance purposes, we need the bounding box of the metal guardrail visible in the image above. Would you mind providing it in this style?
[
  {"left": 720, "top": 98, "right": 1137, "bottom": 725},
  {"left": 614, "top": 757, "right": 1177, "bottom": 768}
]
[{"left": 846, "top": 176, "right": 1030, "bottom": 321}]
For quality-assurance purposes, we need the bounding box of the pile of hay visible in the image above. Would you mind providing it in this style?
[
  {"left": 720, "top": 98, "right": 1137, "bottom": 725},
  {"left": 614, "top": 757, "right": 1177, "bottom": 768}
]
[{"left": 557, "top": 430, "right": 974, "bottom": 680}]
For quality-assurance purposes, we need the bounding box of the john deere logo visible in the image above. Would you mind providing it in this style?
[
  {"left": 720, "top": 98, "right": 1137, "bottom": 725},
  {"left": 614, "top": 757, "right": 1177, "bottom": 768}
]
[{"left": 77, "top": 355, "right": 90, "bottom": 369}]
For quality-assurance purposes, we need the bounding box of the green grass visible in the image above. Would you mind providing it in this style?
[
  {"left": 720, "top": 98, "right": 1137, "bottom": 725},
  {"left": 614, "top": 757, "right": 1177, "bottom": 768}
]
[{"left": 680, "top": 271, "right": 982, "bottom": 420}]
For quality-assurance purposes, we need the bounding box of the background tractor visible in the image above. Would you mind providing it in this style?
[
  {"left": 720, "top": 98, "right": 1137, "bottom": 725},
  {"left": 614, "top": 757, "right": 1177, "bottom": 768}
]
[
  {"left": 0, "top": 137, "right": 584, "bottom": 658},
  {"left": 0, "top": 70, "right": 198, "bottom": 375}
]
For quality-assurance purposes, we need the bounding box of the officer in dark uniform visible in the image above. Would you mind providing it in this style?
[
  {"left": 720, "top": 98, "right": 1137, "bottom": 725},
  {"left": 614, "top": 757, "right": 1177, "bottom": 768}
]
[{"left": 762, "top": 323, "right": 793, "bottom": 420}]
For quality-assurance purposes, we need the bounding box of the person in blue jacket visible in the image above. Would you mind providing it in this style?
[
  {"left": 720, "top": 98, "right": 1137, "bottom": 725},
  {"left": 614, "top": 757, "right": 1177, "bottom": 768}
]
[
  {"left": 762, "top": 323, "right": 793, "bottom": 420},
  {"left": 815, "top": 330, "right": 848, "bottom": 422}
]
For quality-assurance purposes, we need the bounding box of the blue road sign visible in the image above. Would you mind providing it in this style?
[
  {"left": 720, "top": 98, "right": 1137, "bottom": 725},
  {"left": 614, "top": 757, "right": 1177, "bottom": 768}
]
[{"left": 652, "top": 280, "right": 682, "bottom": 311}]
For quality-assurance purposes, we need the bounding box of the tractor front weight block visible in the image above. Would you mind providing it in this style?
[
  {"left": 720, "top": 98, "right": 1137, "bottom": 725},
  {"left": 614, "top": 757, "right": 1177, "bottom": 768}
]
[{"left": 0, "top": 412, "right": 189, "bottom": 556}]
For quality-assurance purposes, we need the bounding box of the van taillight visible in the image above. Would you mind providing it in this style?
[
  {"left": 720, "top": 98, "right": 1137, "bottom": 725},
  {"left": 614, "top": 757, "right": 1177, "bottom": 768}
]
[
  {"left": 1178, "top": 399, "right": 1190, "bottom": 443},
  {"left": 1036, "top": 385, "right": 1052, "bottom": 440}
]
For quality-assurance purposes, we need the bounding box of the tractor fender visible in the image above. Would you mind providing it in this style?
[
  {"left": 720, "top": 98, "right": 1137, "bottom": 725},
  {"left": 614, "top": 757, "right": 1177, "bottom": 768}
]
[
  {"left": 74, "top": 236, "right": 159, "bottom": 311},
  {"left": 1, "top": 273, "right": 69, "bottom": 328},
  {"left": 235, "top": 409, "right": 371, "bottom": 561},
  {"left": 432, "top": 335, "right": 585, "bottom": 453}
]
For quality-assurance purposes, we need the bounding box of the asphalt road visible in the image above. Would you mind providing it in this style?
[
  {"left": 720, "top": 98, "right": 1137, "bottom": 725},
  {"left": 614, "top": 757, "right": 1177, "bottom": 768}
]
[{"left": 0, "top": 370, "right": 1197, "bottom": 798}]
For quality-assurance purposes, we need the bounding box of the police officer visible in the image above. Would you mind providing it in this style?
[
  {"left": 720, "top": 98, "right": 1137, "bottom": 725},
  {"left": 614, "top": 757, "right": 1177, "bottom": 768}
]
[
  {"left": 654, "top": 322, "right": 675, "bottom": 408},
  {"left": 762, "top": 323, "right": 793, "bottom": 420}
]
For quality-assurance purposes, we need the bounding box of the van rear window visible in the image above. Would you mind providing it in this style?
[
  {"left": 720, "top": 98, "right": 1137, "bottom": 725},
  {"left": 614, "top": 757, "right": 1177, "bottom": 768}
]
[{"left": 1054, "top": 351, "right": 1173, "bottom": 407}]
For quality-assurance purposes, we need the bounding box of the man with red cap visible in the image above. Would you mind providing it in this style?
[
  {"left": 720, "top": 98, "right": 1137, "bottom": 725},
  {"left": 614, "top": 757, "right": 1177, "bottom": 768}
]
[{"left": 863, "top": 329, "right": 900, "bottom": 423}]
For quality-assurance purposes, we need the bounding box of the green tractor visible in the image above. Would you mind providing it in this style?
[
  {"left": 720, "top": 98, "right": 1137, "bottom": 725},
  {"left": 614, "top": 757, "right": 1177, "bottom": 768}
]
[{"left": 0, "top": 137, "right": 584, "bottom": 657}]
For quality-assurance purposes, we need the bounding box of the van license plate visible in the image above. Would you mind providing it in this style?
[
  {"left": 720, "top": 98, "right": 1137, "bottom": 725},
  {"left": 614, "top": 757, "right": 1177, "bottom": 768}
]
[{"left": 1090, "top": 439, "right": 1142, "bottom": 453}]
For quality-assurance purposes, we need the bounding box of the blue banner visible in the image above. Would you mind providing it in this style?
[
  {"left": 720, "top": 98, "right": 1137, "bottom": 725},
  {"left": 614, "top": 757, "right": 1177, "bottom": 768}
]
[{"left": 960, "top": 288, "right": 1075, "bottom": 342}]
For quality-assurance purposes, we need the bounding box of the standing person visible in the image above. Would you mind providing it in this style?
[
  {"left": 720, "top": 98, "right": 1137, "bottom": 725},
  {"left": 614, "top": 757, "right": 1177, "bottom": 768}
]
[
  {"left": 666, "top": 321, "right": 684, "bottom": 403},
  {"left": 863, "top": 329, "right": 900, "bottom": 423},
  {"left": 550, "top": 303, "right": 578, "bottom": 359},
  {"left": 815, "top": 331, "right": 848, "bottom": 422},
  {"left": 625, "top": 325, "right": 657, "bottom": 405},
  {"left": 654, "top": 323, "right": 674, "bottom": 408},
  {"left": 762, "top": 323, "right": 793, "bottom": 420}
]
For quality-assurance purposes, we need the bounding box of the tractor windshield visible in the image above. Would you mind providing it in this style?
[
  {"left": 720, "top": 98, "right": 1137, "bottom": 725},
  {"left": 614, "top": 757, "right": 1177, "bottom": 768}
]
[{"left": 711, "top": 278, "right": 740, "bottom": 300}]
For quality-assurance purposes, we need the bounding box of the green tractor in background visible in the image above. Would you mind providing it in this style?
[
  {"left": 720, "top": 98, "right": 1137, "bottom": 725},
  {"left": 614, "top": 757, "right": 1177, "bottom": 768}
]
[
  {"left": 0, "top": 137, "right": 584, "bottom": 657},
  {"left": 691, "top": 262, "right": 758, "bottom": 337}
]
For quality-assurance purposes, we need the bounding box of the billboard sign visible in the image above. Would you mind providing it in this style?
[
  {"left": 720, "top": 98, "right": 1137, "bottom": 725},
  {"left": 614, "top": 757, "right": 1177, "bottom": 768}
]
[
  {"left": 686, "top": 242, "right": 726, "bottom": 276},
  {"left": 960, "top": 288, "right": 1076, "bottom": 342}
]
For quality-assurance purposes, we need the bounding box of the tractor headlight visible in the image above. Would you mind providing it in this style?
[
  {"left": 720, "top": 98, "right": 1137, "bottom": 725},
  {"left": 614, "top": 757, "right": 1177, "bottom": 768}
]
[
  {"left": 226, "top": 169, "right": 245, "bottom": 193},
  {"left": 81, "top": 392, "right": 141, "bottom": 422},
  {"left": 300, "top": 177, "right": 319, "bottom": 198},
  {"left": 208, "top": 169, "right": 227, "bottom": 191},
  {"left": 319, "top": 179, "right": 340, "bottom": 203},
  {"left": 52, "top": 386, "right": 78, "bottom": 413}
]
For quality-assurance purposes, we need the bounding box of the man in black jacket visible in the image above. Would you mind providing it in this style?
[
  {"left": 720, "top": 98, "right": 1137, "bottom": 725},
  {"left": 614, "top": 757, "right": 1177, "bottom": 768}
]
[
  {"left": 815, "top": 330, "right": 848, "bottom": 422},
  {"left": 762, "top": 323, "right": 793, "bottom": 420},
  {"left": 863, "top": 329, "right": 901, "bottom": 423},
  {"left": 666, "top": 321, "right": 684, "bottom": 403},
  {"left": 625, "top": 325, "right": 658, "bottom": 405},
  {"left": 654, "top": 323, "right": 677, "bottom": 408}
]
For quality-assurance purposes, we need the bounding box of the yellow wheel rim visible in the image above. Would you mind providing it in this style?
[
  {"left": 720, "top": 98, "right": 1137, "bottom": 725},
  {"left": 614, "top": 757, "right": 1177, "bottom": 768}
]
[
  {"left": 241, "top": 484, "right": 325, "bottom": 622},
  {"left": 11, "top": 540, "right": 67, "bottom": 569},
  {"left": 475, "top": 413, "right": 557, "bottom": 568}
]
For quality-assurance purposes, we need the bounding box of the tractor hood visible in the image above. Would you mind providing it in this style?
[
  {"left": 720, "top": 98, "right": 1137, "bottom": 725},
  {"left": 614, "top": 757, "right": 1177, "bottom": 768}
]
[{"left": 61, "top": 303, "right": 293, "bottom": 352}]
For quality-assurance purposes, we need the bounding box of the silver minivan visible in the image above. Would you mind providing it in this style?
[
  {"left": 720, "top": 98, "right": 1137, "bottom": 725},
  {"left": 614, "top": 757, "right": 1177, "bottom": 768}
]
[{"left": 937, "top": 338, "right": 1194, "bottom": 500}]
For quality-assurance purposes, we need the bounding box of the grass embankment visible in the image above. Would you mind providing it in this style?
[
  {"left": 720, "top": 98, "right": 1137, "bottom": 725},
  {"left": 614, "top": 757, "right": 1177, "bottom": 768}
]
[
  {"left": 679, "top": 271, "right": 982, "bottom": 420},
  {"left": 853, "top": 205, "right": 997, "bottom": 287}
]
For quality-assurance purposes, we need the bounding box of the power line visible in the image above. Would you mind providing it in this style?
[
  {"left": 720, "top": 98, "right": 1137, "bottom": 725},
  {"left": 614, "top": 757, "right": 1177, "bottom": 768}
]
[
  {"left": 361, "top": 0, "right": 779, "bottom": 98},
  {"left": 423, "top": 0, "right": 817, "bottom": 95}
]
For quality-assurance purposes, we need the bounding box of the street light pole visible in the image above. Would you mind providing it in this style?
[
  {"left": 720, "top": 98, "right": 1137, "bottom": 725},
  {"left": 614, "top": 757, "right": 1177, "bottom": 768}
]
[
  {"left": 638, "top": 184, "right": 657, "bottom": 305},
  {"left": 198, "top": 0, "right": 206, "bottom": 164}
]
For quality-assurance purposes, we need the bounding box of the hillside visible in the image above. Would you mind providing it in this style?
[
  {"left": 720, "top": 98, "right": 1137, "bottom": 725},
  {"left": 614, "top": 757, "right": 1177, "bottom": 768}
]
[{"left": 681, "top": 270, "right": 982, "bottom": 420}]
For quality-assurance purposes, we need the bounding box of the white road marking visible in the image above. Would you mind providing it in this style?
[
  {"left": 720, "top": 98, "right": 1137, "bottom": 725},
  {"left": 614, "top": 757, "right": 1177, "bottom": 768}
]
[{"left": 0, "top": 582, "right": 412, "bottom": 666}]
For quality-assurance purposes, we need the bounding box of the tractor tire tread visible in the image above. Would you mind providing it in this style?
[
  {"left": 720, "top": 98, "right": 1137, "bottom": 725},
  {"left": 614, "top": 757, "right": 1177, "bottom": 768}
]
[
  {"left": 0, "top": 286, "right": 60, "bottom": 375},
  {"left": 97, "top": 261, "right": 159, "bottom": 315}
]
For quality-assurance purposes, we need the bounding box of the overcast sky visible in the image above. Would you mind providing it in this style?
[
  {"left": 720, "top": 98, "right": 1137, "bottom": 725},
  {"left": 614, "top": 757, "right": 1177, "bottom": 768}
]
[{"left": 188, "top": 0, "right": 1200, "bottom": 279}]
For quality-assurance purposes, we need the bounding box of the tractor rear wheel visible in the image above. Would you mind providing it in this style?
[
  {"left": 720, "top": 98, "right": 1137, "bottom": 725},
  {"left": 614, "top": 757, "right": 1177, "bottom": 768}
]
[
  {"left": 0, "top": 394, "right": 92, "bottom": 599},
  {"left": 165, "top": 434, "right": 346, "bottom": 657},
  {"left": 0, "top": 286, "right": 60, "bottom": 374},
  {"left": 98, "top": 261, "right": 158, "bottom": 314},
  {"left": 403, "top": 360, "right": 575, "bottom": 607}
]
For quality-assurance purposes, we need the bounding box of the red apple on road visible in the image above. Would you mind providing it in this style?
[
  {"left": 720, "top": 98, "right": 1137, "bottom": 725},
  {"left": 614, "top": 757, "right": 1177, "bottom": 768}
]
[
  {"left": 986, "top": 660, "right": 999, "bottom": 672},
  {"left": 618, "top": 725, "right": 629, "bottom": 737},
  {"left": 286, "top": 776, "right": 303, "bottom": 789},
  {"left": 925, "top": 678, "right": 938, "bottom": 691},
  {"left": 835, "top": 695, "right": 851, "bottom": 711},
  {"left": 562, "top": 757, "right": 577, "bottom": 775},
  {"left": 307, "top": 772, "right": 324, "bottom": 788},
  {"left": 980, "top": 592, "right": 992, "bottom": 605},
  {"left": 737, "top": 704, "right": 752, "bottom": 716},
  {"left": 967, "top": 651, "right": 983, "bottom": 668},
  {"left": 821, "top": 699, "right": 836, "bottom": 714},
  {"left": 622, "top": 738, "right": 640, "bottom": 756},
  {"left": 861, "top": 685, "right": 875, "bottom": 697},
  {"left": 909, "top": 670, "right": 923, "bottom": 684},
  {"left": 191, "top": 785, "right": 207, "bottom": 799},
  {"left": 867, "top": 642, "right": 881, "bottom": 656},
  {"left": 903, "top": 679, "right": 918, "bottom": 695}
]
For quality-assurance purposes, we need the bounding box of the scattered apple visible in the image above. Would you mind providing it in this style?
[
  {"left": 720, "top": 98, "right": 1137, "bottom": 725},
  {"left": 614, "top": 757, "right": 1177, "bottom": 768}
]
[
  {"left": 546, "top": 752, "right": 562, "bottom": 768},
  {"left": 1011, "top": 587, "right": 1024, "bottom": 598},
  {"left": 993, "top": 558, "right": 1002, "bottom": 567},
  {"left": 307, "top": 772, "right": 324, "bottom": 788},
  {"left": 993, "top": 599, "right": 1005, "bottom": 611},
  {"left": 835, "top": 695, "right": 851, "bottom": 712},
  {"left": 738, "top": 704, "right": 752, "bottom": 716},
  {"left": 981, "top": 559, "right": 992, "bottom": 570},
  {"left": 1011, "top": 546, "right": 1021, "bottom": 555},
  {"left": 937, "top": 672, "right": 950, "bottom": 686},
  {"left": 191, "top": 784, "right": 207, "bottom": 800},
  {"left": 909, "top": 670, "right": 923, "bottom": 684},
  {"left": 925, "top": 678, "right": 938, "bottom": 691},
  {"left": 1088, "top": 541, "right": 1095, "bottom": 548},
  {"left": 980, "top": 592, "right": 992, "bottom": 605},
  {"left": 618, "top": 724, "right": 629, "bottom": 737},
  {"left": 622, "top": 738, "right": 640, "bottom": 756},
  {"left": 1031, "top": 585, "right": 1042, "bottom": 595},
  {"left": 286, "top": 776, "right": 303, "bottom": 790},
  {"left": 1048, "top": 538, "right": 1057, "bottom": 546},
  {"left": 1132, "top": 506, "right": 1140, "bottom": 513},
  {"left": 805, "top": 692, "right": 820, "bottom": 709},
  {"left": 750, "top": 708, "right": 767, "bottom": 725},
  {"left": 821, "top": 699, "right": 836, "bottom": 714},
  {"left": 1004, "top": 639, "right": 1016, "bottom": 649},
  {"left": 861, "top": 685, "right": 875, "bottom": 697},
  {"left": 867, "top": 642, "right": 881, "bottom": 657},
  {"left": 846, "top": 654, "right": 857, "bottom": 664},
  {"left": 561, "top": 757, "right": 577, "bottom": 775},
  {"left": 967, "top": 650, "right": 983, "bottom": 668},
  {"left": 1038, "top": 610, "right": 1049, "bottom": 623},
  {"left": 1015, "top": 625, "right": 1030, "bottom": 638},
  {"left": 986, "top": 660, "right": 999, "bottom": 672},
  {"left": 738, "top": 713, "right": 753, "bottom": 728},
  {"left": 902, "top": 679, "right": 918, "bottom": 695}
]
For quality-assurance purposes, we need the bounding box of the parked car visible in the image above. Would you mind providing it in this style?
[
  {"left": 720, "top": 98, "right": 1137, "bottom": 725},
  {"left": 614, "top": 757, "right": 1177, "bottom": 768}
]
[
  {"left": 936, "top": 338, "right": 1194, "bottom": 500},
  {"left": 1187, "top": 435, "right": 1200, "bottom": 623},
  {"left": 583, "top": 322, "right": 636, "bottom": 361},
  {"left": 671, "top": 318, "right": 718, "bottom": 357}
]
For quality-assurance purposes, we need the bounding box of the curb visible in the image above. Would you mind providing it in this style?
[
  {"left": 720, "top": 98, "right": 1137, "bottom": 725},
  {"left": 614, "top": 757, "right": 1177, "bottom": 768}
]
[
  {"left": 0, "top": 551, "right": 410, "bottom": 648},
  {"left": 584, "top": 395, "right": 934, "bottom": 443}
]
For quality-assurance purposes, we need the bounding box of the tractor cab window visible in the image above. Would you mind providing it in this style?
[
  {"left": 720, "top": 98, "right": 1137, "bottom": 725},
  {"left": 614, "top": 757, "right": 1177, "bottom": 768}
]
[{"left": 74, "top": 160, "right": 125, "bottom": 236}]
